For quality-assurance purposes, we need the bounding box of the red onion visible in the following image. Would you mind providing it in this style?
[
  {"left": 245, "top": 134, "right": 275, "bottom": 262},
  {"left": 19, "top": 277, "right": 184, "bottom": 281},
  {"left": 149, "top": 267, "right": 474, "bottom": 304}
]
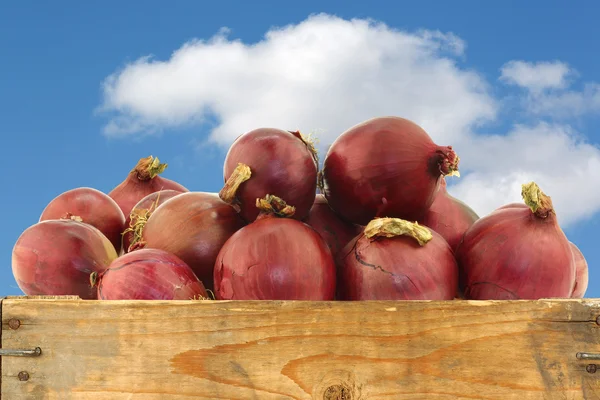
[
  {"left": 321, "top": 116, "right": 460, "bottom": 225},
  {"left": 12, "top": 219, "right": 118, "bottom": 298},
  {"left": 108, "top": 155, "right": 188, "bottom": 219},
  {"left": 304, "top": 194, "right": 363, "bottom": 258},
  {"left": 336, "top": 217, "right": 458, "bottom": 300},
  {"left": 219, "top": 128, "right": 318, "bottom": 222},
  {"left": 130, "top": 191, "right": 245, "bottom": 290},
  {"left": 570, "top": 242, "right": 588, "bottom": 298},
  {"left": 213, "top": 195, "right": 336, "bottom": 300},
  {"left": 455, "top": 182, "right": 575, "bottom": 300},
  {"left": 417, "top": 178, "right": 478, "bottom": 252},
  {"left": 122, "top": 189, "right": 183, "bottom": 253},
  {"left": 91, "top": 248, "right": 208, "bottom": 300},
  {"left": 496, "top": 203, "right": 526, "bottom": 211},
  {"left": 39, "top": 187, "right": 126, "bottom": 253}
]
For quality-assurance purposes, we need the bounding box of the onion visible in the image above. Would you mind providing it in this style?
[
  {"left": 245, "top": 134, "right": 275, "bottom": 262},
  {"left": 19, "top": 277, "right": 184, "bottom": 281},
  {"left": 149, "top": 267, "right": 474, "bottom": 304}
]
[
  {"left": 219, "top": 128, "right": 318, "bottom": 223},
  {"left": 570, "top": 242, "right": 588, "bottom": 298},
  {"left": 130, "top": 191, "right": 245, "bottom": 290},
  {"left": 495, "top": 203, "right": 527, "bottom": 211},
  {"left": 336, "top": 217, "right": 458, "bottom": 300},
  {"left": 213, "top": 195, "right": 336, "bottom": 300},
  {"left": 108, "top": 156, "right": 188, "bottom": 219},
  {"left": 91, "top": 248, "right": 208, "bottom": 300},
  {"left": 455, "top": 182, "right": 575, "bottom": 300},
  {"left": 304, "top": 194, "right": 363, "bottom": 258},
  {"left": 417, "top": 178, "right": 479, "bottom": 252},
  {"left": 12, "top": 219, "right": 118, "bottom": 298},
  {"left": 321, "top": 116, "right": 460, "bottom": 225},
  {"left": 122, "top": 189, "right": 183, "bottom": 253},
  {"left": 39, "top": 187, "right": 126, "bottom": 253}
]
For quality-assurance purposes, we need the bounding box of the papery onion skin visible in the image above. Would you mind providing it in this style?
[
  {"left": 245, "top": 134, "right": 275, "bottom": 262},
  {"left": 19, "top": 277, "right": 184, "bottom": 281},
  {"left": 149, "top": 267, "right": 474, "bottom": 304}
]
[
  {"left": 214, "top": 196, "right": 336, "bottom": 300},
  {"left": 304, "top": 194, "right": 363, "bottom": 258},
  {"left": 93, "top": 248, "right": 208, "bottom": 300},
  {"left": 322, "top": 116, "right": 460, "bottom": 225},
  {"left": 39, "top": 187, "right": 126, "bottom": 253},
  {"left": 108, "top": 156, "right": 189, "bottom": 219},
  {"left": 337, "top": 218, "right": 458, "bottom": 300},
  {"left": 570, "top": 242, "right": 588, "bottom": 298},
  {"left": 417, "top": 178, "right": 479, "bottom": 252},
  {"left": 122, "top": 189, "right": 183, "bottom": 253},
  {"left": 12, "top": 220, "right": 117, "bottom": 299},
  {"left": 456, "top": 182, "right": 575, "bottom": 300},
  {"left": 220, "top": 128, "right": 318, "bottom": 223},
  {"left": 132, "top": 192, "right": 245, "bottom": 291}
]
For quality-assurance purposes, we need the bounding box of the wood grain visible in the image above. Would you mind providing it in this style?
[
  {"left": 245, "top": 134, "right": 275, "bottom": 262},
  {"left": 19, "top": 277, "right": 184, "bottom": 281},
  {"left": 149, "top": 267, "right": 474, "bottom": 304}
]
[{"left": 2, "top": 298, "right": 600, "bottom": 399}]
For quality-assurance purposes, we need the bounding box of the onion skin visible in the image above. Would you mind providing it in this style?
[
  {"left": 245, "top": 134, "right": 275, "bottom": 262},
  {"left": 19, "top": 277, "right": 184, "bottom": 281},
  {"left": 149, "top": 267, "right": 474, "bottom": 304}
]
[
  {"left": 570, "top": 242, "right": 588, "bottom": 298},
  {"left": 122, "top": 189, "right": 183, "bottom": 253},
  {"left": 494, "top": 203, "right": 528, "bottom": 212},
  {"left": 304, "top": 194, "right": 363, "bottom": 258},
  {"left": 39, "top": 187, "right": 126, "bottom": 253},
  {"left": 455, "top": 182, "right": 575, "bottom": 300},
  {"left": 220, "top": 128, "right": 318, "bottom": 222},
  {"left": 12, "top": 220, "right": 118, "bottom": 299},
  {"left": 132, "top": 192, "right": 245, "bottom": 291},
  {"left": 322, "top": 116, "right": 460, "bottom": 225},
  {"left": 417, "top": 178, "right": 479, "bottom": 252},
  {"left": 109, "top": 156, "right": 188, "bottom": 219},
  {"left": 337, "top": 218, "right": 458, "bottom": 300},
  {"left": 214, "top": 196, "right": 336, "bottom": 300},
  {"left": 93, "top": 249, "right": 208, "bottom": 300}
]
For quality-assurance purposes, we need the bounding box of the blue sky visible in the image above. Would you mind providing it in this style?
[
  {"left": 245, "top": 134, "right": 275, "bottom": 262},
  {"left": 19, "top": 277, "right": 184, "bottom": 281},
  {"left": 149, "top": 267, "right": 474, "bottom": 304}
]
[{"left": 2, "top": 1, "right": 599, "bottom": 297}]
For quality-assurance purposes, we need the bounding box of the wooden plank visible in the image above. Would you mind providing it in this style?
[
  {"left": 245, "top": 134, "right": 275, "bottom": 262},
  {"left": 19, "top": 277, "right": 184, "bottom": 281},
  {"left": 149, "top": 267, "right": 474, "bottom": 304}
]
[{"left": 2, "top": 298, "right": 600, "bottom": 399}]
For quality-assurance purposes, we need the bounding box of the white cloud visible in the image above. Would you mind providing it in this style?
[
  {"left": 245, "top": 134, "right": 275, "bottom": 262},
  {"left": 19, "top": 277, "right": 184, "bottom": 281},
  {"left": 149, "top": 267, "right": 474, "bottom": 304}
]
[
  {"left": 98, "top": 14, "right": 496, "bottom": 146},
  {"left": 97, "top": 13, "right": 600, "bottom": 227},
  {"left": 499, "top": 60, "right": 600, "bottom": 119},
  {"left": 499, "top": 60, "right": 573, "bottom": 92},
  {"left": 524, "top": 83, "right": 600, "bottom": 118},
  {"left": 448, "top": 123, "right": 600, "bottom": 225}
]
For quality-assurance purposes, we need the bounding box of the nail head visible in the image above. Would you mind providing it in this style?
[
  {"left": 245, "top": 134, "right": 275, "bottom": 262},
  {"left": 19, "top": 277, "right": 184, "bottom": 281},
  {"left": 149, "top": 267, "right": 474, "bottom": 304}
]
[
  {"left": 18, "top": 371, "right": 29, "bottom": 381},
  {"left": 8, "top": 318, "right": 20, "bottom": 330},
  {"left": 587, "top": 364, "right": 597, "bottom": 374}
]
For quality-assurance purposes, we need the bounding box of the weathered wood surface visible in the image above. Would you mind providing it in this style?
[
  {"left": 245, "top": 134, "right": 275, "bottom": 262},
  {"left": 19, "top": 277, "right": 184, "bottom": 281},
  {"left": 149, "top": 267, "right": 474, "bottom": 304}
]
[{"left": 2, "top": 298, "right": 600, "bottom": 399}]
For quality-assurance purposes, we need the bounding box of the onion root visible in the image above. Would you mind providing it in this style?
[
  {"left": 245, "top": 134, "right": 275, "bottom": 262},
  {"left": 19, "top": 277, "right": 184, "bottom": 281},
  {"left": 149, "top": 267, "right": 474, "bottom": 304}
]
[
  {"left": 219, "top": 163, "right": 252, "bottom": 204},
  {"left": 256, "top": 195, "right": 296, "bottom": 218},
  {"left": 521, "top": 182, "right": 554, "bottom": 217},
  {"left": 135, "top": 156, "right": 168, "bottom": 180},
  {"left": 364, "top": 218, "right": 433, "bottom": 246}
]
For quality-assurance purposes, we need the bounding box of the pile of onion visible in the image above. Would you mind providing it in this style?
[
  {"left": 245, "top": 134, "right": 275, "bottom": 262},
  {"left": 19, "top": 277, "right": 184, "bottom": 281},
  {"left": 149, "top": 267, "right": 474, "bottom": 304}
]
[
  {"left": 336, "top": 217, "right": 458, "bottom": 300},
  {"left": 213, "top": 195, "right": 336, "bottom": 300},
  {"left": 12, "top": 219, "right": 118, "bottom": 299},
  {"left": 570, "top": 242, "right": 588, "bottom": 298},
  {"left": 121, "top": 189, "right": 183, "bottom": 253},
  {"left": 91, "top": 248, "right": 208, "bottom": 300},
  {"left": 455, "top": 182, "right": 575, "bottom": 300},
  {"left": 417, "top": 178, "right": 479, "bottom": 252},
  {"left": 129, "top": 191, "right": 245, "bottom": 290},
  {"left": 108, "top": 155, "right": 188, "bottom": 219},
  {"left": 39, "top": 187, "right": 126, "bottom": 253},
  {"left": 303, "top": 194, "right": 363, "bottom": 258},
  {"left": 321, "top": 116, "right": 460, "bottom": 225},
  {"left": 219, "top": 128, "right": 319, "bottom": 223}
]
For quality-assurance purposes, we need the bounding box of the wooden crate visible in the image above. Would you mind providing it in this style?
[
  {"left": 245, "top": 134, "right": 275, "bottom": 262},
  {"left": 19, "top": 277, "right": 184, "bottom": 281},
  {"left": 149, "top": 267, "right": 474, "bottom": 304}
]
[{"left": 1, "top": 296, "right": 600, "bottom": 399}]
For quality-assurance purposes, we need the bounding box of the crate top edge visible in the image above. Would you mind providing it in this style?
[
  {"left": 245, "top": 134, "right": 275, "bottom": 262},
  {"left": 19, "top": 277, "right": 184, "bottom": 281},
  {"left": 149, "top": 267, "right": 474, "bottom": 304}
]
[{"left": 1, "top": 295, "right": 599, "bottom": 306}]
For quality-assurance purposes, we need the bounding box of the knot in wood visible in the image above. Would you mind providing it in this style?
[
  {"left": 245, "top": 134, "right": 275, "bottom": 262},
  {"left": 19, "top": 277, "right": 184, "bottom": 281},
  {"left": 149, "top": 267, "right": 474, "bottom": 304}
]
[{"left": 323, "top": 383, "right": 353, "bottom": 400}]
